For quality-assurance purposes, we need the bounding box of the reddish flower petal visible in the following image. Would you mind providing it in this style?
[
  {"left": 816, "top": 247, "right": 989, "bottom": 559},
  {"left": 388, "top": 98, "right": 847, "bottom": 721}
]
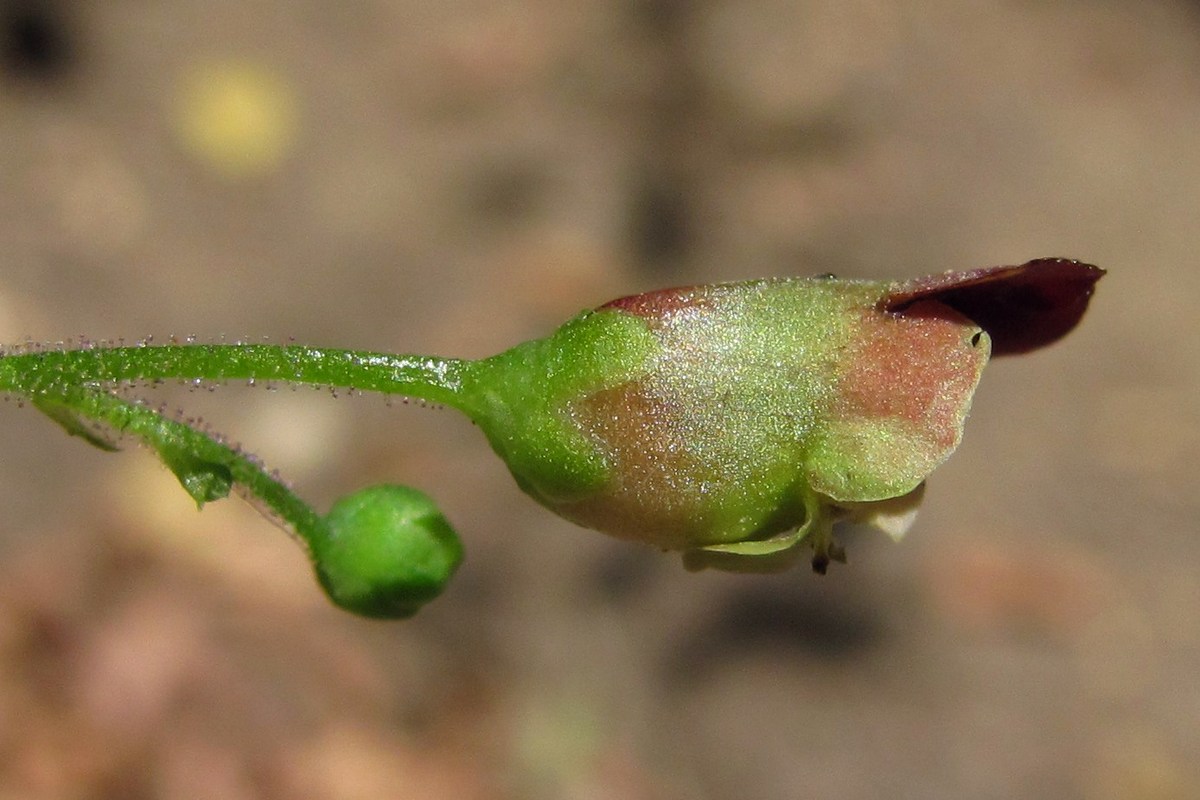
[{"left": 882, "top": 258, "right": 1104, "bottom": 356}]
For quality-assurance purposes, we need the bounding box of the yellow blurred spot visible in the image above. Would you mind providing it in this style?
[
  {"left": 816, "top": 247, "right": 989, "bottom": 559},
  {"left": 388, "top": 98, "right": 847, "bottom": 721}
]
[
  {"left": 513, "top": 693, "right": 605, "bottom": 792},
  {"left": 1085, "top": 732, "right": 1195, "bottom": 800},
  {"left": 176, "top": 62, "right": 297, "bottom": 178}
]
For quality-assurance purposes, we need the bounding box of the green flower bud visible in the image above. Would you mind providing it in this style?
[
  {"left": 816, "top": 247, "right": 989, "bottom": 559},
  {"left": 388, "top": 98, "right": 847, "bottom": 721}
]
[
  {"left": 465, "top": 258, "right": 1102, "bottom": 572},
  {"left": 313, "top": 484, "right": 463, "bottom": 618}
]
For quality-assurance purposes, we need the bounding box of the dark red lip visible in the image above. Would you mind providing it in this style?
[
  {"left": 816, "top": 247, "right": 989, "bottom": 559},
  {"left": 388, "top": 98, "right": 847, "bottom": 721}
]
[{"left": 882, "top": 258, "right": 1105, "bottom": 356}]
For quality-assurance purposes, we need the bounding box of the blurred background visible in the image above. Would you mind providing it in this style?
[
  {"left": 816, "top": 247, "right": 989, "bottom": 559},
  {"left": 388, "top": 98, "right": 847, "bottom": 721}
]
[{"left": 0, "top": 0, "right": 1196, "bottom": 797}]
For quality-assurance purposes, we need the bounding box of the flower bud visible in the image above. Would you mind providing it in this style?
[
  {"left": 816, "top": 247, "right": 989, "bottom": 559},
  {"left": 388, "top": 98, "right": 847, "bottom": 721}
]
[
  {"left": 467, "top": 259, "right": 1102, "bottom": 571},
  {"left": 314, "top": 484, "right": 463, "bottom": 618}
]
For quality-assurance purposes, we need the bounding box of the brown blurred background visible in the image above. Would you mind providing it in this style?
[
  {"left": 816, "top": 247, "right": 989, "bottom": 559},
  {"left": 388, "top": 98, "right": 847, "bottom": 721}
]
[{"left": 0, "top": 1, "right": 1196, "bottom": 798}]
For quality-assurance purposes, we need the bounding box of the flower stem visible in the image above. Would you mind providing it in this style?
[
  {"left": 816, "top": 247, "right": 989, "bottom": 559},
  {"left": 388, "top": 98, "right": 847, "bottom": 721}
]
[
  {"left": 0, "top": 344, "right": 476, "bottom": 414},
  {"left": 39, "top": 381, "right": 324, "bottom": 538}
]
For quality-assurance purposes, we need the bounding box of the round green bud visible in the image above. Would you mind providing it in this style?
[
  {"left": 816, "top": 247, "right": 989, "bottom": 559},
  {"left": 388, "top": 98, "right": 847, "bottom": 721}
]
[{"left": 313, "top": 484, "right": 463, "bottom": 619}]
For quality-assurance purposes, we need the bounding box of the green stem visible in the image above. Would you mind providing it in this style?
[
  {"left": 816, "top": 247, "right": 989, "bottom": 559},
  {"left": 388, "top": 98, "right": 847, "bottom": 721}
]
[
  {"left": 0, "top": 344, "right": 476, "bottom": 415},
  {"left": 38, "top": 382, "right": 324, "bottom": 542}
]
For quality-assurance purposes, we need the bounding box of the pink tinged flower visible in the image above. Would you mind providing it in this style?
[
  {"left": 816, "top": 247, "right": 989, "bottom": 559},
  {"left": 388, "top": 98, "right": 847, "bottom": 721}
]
[{"left": 475, "top": 258, "right": 1103, "bottom": 573}]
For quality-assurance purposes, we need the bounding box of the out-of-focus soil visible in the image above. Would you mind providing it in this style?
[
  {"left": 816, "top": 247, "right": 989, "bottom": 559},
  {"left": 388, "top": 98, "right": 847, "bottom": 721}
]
[{"left": 1, "top": 1, "right": 1197, "bottom": 798}]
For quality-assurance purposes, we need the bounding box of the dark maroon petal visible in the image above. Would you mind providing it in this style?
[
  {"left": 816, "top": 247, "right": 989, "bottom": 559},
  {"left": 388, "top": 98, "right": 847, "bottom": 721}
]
[{"left": 881, "top": 258, "right": 1105, "bottom": 356}]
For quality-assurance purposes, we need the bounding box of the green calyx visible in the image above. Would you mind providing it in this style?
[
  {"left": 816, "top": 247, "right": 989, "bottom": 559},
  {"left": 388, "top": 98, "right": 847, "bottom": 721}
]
[{"left": 463, "top": 308, "right": 659, "bottom": 505}]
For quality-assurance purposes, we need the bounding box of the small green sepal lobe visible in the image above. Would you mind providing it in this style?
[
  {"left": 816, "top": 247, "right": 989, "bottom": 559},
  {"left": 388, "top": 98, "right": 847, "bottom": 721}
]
[
  {"left": 32, "top": 395, "right": 120, "bottom": 452},
  {"left": 158, "top": 447, "right": 234, "bottom": 506}
]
